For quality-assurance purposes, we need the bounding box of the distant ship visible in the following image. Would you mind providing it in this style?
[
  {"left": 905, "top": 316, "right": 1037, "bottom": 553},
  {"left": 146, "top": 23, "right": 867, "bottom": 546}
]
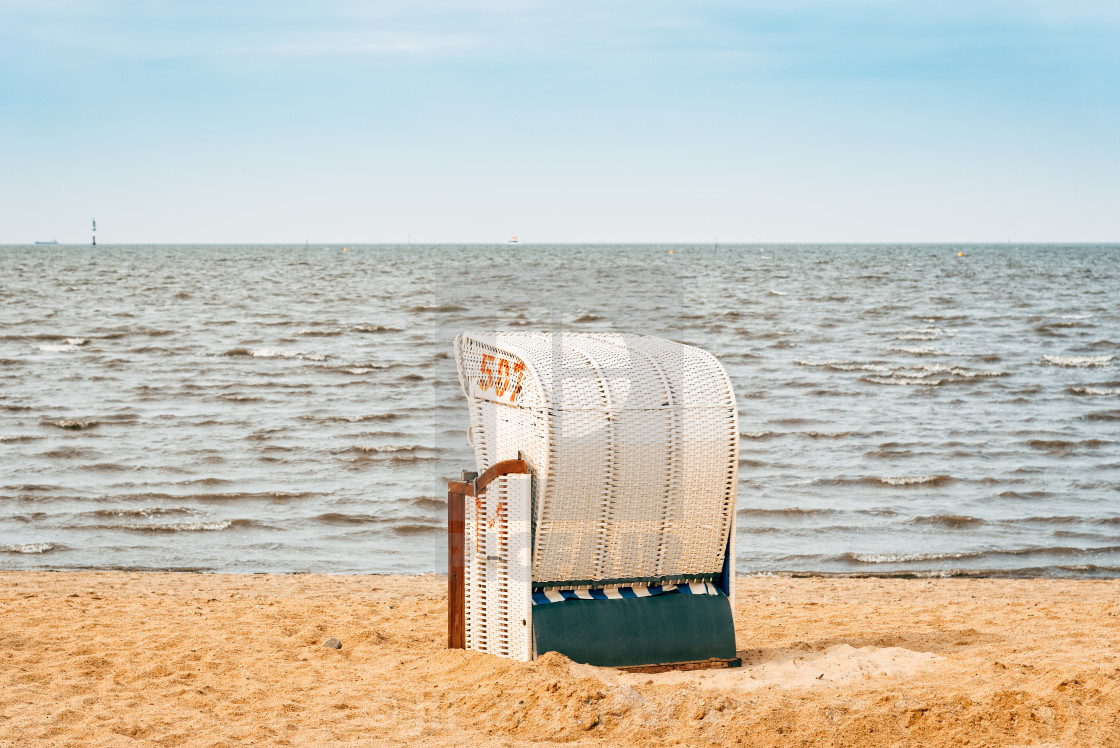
[
  {"left": 35, "top": 239, "right": 59, "bottom": 245},
  {"left": 508, "top": 235, "right": 519, "bottom": 244}
]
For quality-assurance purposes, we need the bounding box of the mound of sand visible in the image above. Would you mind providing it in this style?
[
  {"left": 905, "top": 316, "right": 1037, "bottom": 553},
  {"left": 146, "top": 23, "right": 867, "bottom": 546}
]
[{"left": 1, "top": 573, "right": 1118, "bottom": 746}]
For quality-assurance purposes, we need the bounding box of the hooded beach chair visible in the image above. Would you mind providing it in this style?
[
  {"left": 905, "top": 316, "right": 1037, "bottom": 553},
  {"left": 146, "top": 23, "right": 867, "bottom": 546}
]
[{"left": 447, "top": 331, "right": 739, "bottom": 671}]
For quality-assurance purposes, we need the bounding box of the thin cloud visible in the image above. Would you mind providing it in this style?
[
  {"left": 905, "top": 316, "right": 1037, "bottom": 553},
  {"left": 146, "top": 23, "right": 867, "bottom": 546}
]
[{"left": 221, "top": 35, "right": 479, "bottom": 58}]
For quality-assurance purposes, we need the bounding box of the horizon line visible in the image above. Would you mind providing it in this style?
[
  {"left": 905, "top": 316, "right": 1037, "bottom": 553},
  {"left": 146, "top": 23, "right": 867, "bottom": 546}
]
[{"left": 3, "top": 241, "right": 1118, "bottom": 247}]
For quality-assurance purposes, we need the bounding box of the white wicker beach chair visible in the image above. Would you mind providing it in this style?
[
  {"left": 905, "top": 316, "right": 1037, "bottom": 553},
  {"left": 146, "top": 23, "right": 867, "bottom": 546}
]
[{"left": 448, "top": 331, "right": 739, "bottom": 670}]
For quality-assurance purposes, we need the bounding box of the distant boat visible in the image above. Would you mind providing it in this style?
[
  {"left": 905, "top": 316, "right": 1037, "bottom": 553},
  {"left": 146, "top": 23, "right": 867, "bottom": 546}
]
[
  {"left": 508, "top": 235, "right": 519, "bottom": 244},
  {"left": 35, "top": 239, "right": 58, "bottom": 245}
]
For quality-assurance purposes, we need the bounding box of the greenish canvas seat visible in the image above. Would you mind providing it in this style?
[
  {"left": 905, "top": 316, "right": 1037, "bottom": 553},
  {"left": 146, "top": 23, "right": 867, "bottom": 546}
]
[{"left": 532, "top": 592, "right": 737, "bottom": 668}]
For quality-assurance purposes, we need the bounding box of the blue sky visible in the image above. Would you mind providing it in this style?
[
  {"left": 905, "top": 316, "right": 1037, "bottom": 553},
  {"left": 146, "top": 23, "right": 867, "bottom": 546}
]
[{"left": 2, "top": 0, "right": 1118, "bottom": 243}]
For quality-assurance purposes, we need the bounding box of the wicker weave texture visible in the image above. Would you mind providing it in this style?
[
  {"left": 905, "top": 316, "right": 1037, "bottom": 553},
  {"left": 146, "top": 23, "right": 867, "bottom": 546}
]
[{"left": 456, "top": 332, "right": 739, "bottom": 587}]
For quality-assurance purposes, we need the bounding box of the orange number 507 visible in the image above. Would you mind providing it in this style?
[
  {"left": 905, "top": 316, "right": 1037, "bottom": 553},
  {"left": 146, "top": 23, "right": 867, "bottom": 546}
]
[{"left": 479, "top": 354, "right": 525, "bottom": 403}]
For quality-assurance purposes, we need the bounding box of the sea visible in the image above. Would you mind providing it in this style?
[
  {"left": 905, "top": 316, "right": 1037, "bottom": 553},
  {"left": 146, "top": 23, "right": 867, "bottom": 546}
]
[{"left": 1, "top": 244, "right": 1117, "bottom": 578}]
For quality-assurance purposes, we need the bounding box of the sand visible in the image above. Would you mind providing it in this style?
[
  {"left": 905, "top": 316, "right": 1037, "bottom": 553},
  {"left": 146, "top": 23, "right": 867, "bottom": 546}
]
[{"left": 1, "top": 573, "right": 1119, "bottom": 747}]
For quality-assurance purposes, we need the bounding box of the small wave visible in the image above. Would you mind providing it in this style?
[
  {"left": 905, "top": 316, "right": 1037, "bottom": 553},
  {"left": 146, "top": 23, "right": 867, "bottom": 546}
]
[
  {"left": 37, "top": 338, "right": 88, "bottom": 352},
  {"left": 819, "top": 475, "right": 954, "bottom": 487},
  {"left": 90, "top": 507, "right": 194, "bottom": 518},
  {"left": 1018, "top": 515, "right": 1080, "bottom": 524},
  {"left": 112, "top": 490, "right": 318, "bottom": 503},
  {"left": 343, "top": 444, "right": 435, "bottom": 456},
  {"left": 297, "top": 328, "right": 344, "bottom": 337},
  {"left": 126, "top": 345, "right": 174, "bottom": 355},
  {"left": 319, "top": 363, "right": 397, "bottom": 376},
  {"left": 0, "top": 434, "right": 39, "bottom": 442},
  {"left": 3, "top": 484, "right": 61, "bottom": 493},
  {"left": 0, "top": 333, "right": 69, "bottom": 342},
  {"left": 175, "top": 477, "right": 234, "bottom": 487},
  {"left": 306, "top": 413, "right": 402, "bottom": 423},
  {"left": 1026, "top": 439, "right": 1077, "bottom": 452},
  {"left": 881, "top": 475, "right": 953, "bottom": 486},
  {"left": 1042, "top": 355, "right": 1113, "bottom": 368},
  {"left": 11, "top": 512, "right": 47, "bottom": 523},
  {"left": 1041, "top": 320, "right": 1094, "bottom": 330},
  {"left": 768, "top": 289, "right": 787, "bottom": 296},
  {"left": 250, "top": 348, "right": 303, "bottom": 358},
  {"left": 222, "top": 347, "right": 324, "bottom": 360},
  {"left": 353, "top": 325, "right": 403, "bottom": 334},
  {"left": 740, "top": 431, "right": 775, "bottom": 440},
  {"left": 87, "top": 462, "right": 132, "bottom": 472},
  {"left": 890, "top": 346, "right": 942, "bottom": 355},
  {"left": 805, "top": 431, "right": 853, "bottom": 439},
  {"left": 797, "top": 360, "right": 1001, "bottom": 384},
  {"left": 388, "top": 454, "right": 437, "bottom": 463},
  {"left": 738, "top": 507, "right": 838, "bottom": 518},
  {"left": 40, "top": 447, "right": 95, "bottom": 459},
  {"left": 1068, "top": 386, "right": 1120, "bottom": 396},
  {"left": 943, "top": 367, "right": 1004, "bottom": 379},
  {"left": 862, "top": 376, "right": 943, "bottom": 387},
  {"left": 911, "top": 515, "right": 985, "bottom": 528},
  {"left": 864, "top": 447, "right": 914, "bottom": 459},
  {"left": 1025, "top": 439, "right": 1109, "bottom": 454},
  {"left": 409, "top": 304, "right": 466, "bottom": 313},
  {"left": 573, "top": 314, "right": 602, "bottom": 323},
  {"left": 998, "top": 490, "right": 1052, "bottom": 500},
  {"left": 845, "top": 551, "right": 977, "bottom": 564},
  {"left": 796, "top": 360, "right": 890, "bottom": 373},
  {"left": 47, "top": 419, "right": 97, "bottom": 431},
  {"left": 845, "top": 545, "right": 1120, "bottom": 565},
  {"left": 895, "top": 327, "right": 953, "bottom": 341},
  {"left": 392, "top": 523, "right": 440, "bottom": 536},
  {"left": 408, "top": 496, "right": 446, "bottom": 510},
  {"left": 316, "top": 512, "right": 378, "bottom": 525},
  {"left": 1, "top": 542, "right": 57, "bottom": 554},
  {"left": 112, "top": 519, "right": 265, "bottom": 533}
]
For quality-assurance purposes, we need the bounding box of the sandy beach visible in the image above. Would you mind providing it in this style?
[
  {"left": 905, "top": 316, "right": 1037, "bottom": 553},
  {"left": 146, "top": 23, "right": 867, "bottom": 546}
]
[{"left": 1, "top": 572, "right": 1118, "bottom": 747}]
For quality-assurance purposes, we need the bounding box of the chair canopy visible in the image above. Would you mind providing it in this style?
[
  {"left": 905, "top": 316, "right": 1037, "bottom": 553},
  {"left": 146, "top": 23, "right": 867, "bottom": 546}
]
[{"left": 456, "top": 331, "right": 738, "bottom": 588}]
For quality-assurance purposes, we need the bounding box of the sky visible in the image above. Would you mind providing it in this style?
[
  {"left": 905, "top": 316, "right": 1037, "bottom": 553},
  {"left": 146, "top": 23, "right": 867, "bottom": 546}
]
[{"left": 1, "top": 0, "right": 1118, "bottom": 244}]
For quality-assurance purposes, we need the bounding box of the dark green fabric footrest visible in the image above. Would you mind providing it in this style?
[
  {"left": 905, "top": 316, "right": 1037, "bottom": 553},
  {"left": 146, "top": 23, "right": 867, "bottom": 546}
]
[{"left": 532, "top": 592, "right": 737, "bottom": 667}]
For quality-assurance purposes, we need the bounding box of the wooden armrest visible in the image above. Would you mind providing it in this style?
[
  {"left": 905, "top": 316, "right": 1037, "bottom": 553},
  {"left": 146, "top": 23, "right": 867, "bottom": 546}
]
[{"left": 447, "top": 459, "right": 527, "bottom": 496}]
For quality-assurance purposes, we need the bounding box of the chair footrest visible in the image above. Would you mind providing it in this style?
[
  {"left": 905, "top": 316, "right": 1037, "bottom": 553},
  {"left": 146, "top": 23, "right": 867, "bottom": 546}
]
[{"left": 618, "top": 657, "right": 742, "bottom": 674}]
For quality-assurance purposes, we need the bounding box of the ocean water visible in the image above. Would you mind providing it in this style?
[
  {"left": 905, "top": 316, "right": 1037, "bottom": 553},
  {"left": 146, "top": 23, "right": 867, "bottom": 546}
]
[{"left": 1, "top": 243, "right": 1118, "bottom": 577}]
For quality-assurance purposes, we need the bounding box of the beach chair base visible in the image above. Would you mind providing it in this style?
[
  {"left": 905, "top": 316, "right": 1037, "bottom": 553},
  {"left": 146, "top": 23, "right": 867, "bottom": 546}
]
[{"left": 532, "top": 590, "right": 737, "bottom": 669}]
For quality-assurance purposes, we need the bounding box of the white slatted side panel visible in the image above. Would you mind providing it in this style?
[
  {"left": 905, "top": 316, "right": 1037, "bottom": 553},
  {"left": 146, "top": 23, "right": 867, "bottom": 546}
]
[
  {"left": 464, "top": 473, "right": 533, "bottom": 661},
  {"left": 506, "top": 474, "right": 533, "bottom": 661}
]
